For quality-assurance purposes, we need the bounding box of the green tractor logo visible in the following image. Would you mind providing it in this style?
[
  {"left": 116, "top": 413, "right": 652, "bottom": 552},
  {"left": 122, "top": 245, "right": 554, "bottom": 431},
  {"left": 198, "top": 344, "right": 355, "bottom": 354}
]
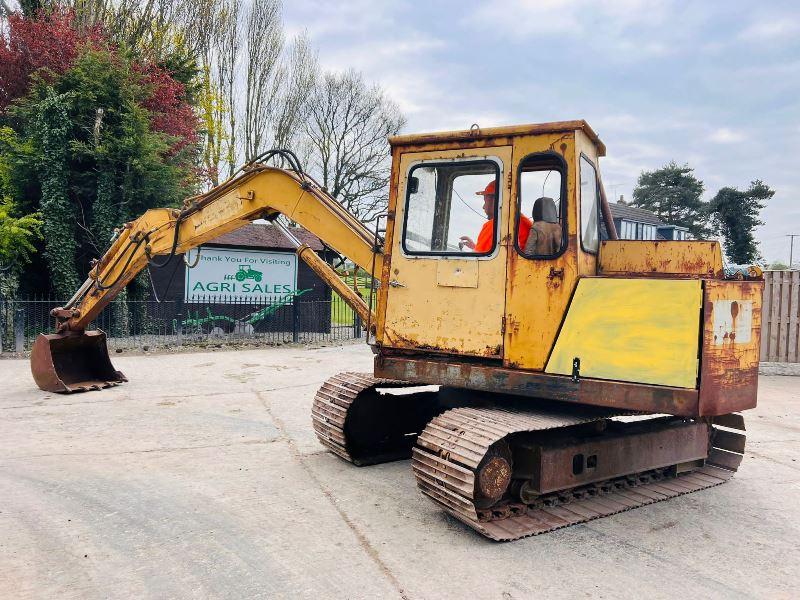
[{"left": 234, "top": 264, "right": 263, "bottom": 282}]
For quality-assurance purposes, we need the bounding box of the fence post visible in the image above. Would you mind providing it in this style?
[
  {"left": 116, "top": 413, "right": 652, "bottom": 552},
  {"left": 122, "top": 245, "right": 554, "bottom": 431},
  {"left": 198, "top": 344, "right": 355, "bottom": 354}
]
[
  {"left": 353, "top": 313, "right": 362, "bottom": 339},
  {"left": 175, "top": 298, "right": 184, "bottom": 346},
  {"left": 292, "top": 296, "right": 300, "bottom": 343},
  {"left": 15, "top": 307, "right": 24, "bottom": 353}
]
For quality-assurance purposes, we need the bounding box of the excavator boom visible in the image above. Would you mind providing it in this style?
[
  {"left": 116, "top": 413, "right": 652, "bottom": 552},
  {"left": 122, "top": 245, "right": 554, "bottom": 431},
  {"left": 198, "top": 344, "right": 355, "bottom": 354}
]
[{"left": 31, "top": 162, "right": 381, "bottom": 392}]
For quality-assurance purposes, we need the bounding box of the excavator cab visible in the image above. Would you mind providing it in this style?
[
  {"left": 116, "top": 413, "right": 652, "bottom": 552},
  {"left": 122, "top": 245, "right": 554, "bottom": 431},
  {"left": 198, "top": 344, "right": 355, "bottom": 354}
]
[{"left": 376, "top": 124, "right": 602, "bottom": 370}]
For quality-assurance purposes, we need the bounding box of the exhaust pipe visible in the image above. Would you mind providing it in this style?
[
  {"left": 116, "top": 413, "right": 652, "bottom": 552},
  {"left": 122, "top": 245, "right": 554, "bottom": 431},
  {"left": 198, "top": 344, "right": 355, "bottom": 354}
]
[{"left": 30, "top": 330, "right": 127, "bottom": 393}]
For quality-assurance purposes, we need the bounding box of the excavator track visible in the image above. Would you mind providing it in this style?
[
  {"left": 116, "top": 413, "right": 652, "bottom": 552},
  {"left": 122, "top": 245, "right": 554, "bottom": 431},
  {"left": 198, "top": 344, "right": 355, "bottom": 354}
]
[
  {"left": 413, "top": 406, "right": 746, "bottom": 541},
  {"left": 312, "top": 372, "right": 442, "bottom": 466}
]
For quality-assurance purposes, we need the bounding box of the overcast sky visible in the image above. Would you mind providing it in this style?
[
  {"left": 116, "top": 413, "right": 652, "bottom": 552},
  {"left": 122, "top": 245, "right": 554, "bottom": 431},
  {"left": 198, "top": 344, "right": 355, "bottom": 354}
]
[{"left": 283, "top": 0, "right": 799, "bottom": 263}]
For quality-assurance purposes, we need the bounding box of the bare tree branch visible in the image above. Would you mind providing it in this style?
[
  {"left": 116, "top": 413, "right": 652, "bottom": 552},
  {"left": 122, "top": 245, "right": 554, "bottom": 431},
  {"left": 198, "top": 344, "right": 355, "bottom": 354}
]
[{"left": 304, "top": 70, "right": 405, "bottom": 223}]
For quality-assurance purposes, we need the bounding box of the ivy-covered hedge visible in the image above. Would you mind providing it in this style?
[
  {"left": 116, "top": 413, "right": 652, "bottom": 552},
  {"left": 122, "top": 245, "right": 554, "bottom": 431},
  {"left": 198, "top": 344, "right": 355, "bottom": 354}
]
[{"left": 0, "top": 8, "right": 199, "bottom": 316}]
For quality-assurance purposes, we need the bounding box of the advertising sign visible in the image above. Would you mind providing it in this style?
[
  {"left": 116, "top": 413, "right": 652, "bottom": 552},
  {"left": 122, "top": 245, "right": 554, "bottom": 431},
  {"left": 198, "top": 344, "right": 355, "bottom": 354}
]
[{"left": 184, "top": 247, "right": 298, "bottom": 302}]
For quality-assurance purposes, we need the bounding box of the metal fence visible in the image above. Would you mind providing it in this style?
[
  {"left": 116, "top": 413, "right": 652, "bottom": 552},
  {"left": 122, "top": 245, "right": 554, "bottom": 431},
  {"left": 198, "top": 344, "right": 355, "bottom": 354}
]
[
  {"left": 0, "top": 293, "right": 366, "bottom": 354},
  {"left": 762, "top": 270, "right": 800, "bottom": 363},
  {"left": 5, "top": 273, "right": 800, "bottom": 362}
]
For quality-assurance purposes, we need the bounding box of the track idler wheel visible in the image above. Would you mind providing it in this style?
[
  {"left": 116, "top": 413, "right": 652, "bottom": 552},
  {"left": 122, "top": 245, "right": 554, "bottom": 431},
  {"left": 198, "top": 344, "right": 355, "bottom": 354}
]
[
  {"left": 30, "top": 330, "right": 127, "bottom": 393},
  {"left": 474, "top": 441, "right": 513, "bottom": 509}
]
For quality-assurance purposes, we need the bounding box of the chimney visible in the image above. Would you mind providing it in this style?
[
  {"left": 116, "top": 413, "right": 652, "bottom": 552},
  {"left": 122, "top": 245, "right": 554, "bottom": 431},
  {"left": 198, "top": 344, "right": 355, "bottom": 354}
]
[{"left": 617, "top": 194, "right": 626, "bottom": 205}]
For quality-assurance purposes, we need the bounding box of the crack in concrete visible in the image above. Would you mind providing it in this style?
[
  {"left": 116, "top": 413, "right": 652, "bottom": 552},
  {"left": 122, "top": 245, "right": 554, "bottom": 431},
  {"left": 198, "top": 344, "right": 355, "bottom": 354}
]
[
  {"left": 255, "top": 390, "right": 410, "bottom": 600},
  {"left": 579, "top": 525, "right": 752, "bottom": 596},
  {"left": 742, "top": 448, "right": 800, "bottom": 472}
]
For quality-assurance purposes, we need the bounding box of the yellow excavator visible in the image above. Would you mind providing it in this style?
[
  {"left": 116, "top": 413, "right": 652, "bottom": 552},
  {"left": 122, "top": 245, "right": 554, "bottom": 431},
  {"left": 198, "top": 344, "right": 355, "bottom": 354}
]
[{"left": 31, "top": 121, "right": 762, "bottom": 541}]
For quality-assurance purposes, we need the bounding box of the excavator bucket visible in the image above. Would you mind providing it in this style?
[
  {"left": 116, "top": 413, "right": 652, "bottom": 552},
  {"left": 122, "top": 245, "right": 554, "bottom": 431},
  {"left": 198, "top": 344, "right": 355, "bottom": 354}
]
[{"left": 30, "top": 330, "right": 127, "bottom": 393}]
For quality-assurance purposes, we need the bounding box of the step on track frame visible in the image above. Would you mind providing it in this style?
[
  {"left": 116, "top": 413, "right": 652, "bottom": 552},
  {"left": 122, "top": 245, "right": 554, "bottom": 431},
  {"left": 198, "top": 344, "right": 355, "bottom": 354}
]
[{"left": 412, "top": 406, "right": 746, "bottom": 541}]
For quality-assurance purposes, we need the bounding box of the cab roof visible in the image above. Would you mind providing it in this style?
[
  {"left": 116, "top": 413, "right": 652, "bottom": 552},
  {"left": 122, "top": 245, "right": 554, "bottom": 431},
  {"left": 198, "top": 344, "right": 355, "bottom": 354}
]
[{"left": 389, "top": 120, "right": 605, "bottom": 157}]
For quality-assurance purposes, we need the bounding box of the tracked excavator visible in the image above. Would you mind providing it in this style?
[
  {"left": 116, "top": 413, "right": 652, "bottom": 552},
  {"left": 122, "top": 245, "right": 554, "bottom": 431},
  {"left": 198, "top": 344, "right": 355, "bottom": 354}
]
[{"left": 31, "top": 121, "right": 762, "bottom": 541}]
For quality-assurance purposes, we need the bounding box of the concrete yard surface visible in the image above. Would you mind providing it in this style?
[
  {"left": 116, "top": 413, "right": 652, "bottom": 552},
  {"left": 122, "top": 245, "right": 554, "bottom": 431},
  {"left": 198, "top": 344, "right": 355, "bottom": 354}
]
[{"left": 1, "top": 344, "right": 799, "bottom": 599}]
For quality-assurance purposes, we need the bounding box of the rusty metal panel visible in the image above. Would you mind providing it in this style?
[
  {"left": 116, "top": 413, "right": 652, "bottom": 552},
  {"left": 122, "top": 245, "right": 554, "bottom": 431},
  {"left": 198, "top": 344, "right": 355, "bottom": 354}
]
[
  {"left": 530, "top": 421, "right": 709, "bottom": 493},
  {"left": 598, "top": 240, "right": 724, "bottom": 278},
  {"left": 698, "top": 280, "right": 763, "bottom": 416},
  {"left": 375, "top": 354, "right": 700, "bottom": 416},
  {"left": 545, "top": 278, "right": 703, "bottom": 388}
]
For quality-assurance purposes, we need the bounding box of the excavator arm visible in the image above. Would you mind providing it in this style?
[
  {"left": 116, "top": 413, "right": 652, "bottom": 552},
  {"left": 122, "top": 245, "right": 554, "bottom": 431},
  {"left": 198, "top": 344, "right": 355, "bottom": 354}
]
[{"left": 31, "top": 162, "right": 382, "bottom": 392}]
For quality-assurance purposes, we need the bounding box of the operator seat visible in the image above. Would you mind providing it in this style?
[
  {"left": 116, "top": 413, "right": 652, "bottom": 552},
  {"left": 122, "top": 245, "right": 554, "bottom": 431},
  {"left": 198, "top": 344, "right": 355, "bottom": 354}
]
[{"left": 524, "top": 196, "right": 562, "bottom": 256}]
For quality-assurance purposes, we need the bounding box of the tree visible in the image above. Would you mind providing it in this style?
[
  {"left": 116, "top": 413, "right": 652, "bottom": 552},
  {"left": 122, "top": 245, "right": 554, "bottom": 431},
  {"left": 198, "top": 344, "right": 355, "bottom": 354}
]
[
  {"left": 0, "top": 199, "right": 42, "bottom": 299},
  {"left": 27, "top": 87, "right": 79, "bottom": 298},
  {"left": 304, "top": 70, "right": 405, "bottom": 223},
  {"left": 0, "top": 8, "right": 104, "bottom": 109},
  {"left": 215, "top": 0, "right": 241, "bottom": 179},
  {"left": 243, "top": 0, "right": 282, "bottom": 162},
  {"left": 708, "top": 180, "right": 774, "bottom": 264},
  {"left": 632, "top": 161, "right": 708, "bottom": 238},
  {"left": 1, "top": 8, "right": 199, "bottom": 300}
]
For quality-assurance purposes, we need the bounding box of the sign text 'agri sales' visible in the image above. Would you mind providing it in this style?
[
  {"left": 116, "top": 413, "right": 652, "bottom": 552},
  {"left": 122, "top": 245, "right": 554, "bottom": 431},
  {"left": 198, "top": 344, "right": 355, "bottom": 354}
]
[{"left": 184, "top": 247, "right": 298, "bottom": 302}]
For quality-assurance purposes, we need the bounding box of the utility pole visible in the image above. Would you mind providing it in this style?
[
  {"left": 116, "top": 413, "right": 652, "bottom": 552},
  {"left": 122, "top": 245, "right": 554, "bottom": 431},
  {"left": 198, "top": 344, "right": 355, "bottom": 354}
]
[
  {"left": 788, "top": 234, "right": 800, "bottom": 270},
  {"left": 608, "top": 183, "right": 623, "bottom": 203}
]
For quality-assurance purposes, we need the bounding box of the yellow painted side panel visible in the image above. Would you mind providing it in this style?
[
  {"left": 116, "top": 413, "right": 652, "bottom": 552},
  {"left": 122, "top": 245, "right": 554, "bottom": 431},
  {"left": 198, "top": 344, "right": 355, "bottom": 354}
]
[
  {"left": 599, "top": 240, "right": 723, "bottom": 278},
  {"left": 545, "top": 278, "right": 702, "bottom": 388}
]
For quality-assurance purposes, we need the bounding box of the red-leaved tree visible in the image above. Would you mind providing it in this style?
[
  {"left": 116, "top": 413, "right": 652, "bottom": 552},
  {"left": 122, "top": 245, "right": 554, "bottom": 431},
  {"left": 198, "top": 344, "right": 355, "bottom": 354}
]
[
  {"left": 0, "top": 9, "right": 104, "bottom": 109},
  {"left": 0, "top": 8, "right": 197, "bottom": 155},
  {"left": 135, "top": 63, "right": 198, "bottom": 154}
]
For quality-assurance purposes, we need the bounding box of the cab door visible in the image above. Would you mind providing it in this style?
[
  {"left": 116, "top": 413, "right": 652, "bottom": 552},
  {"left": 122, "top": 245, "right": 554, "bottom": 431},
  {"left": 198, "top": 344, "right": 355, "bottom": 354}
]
[
  {"left": 382, "top": 146, "right": 512, "bottom": 358},
  {"left": 503, "top": 135, "right": 579, "bottom": 370}
]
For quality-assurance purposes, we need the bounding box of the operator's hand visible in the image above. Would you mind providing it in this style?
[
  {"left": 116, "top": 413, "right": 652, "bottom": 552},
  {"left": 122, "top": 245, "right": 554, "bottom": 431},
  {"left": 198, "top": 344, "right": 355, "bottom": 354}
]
[{"left": 459, "top": 236, "right": 476, "bottom": 250}]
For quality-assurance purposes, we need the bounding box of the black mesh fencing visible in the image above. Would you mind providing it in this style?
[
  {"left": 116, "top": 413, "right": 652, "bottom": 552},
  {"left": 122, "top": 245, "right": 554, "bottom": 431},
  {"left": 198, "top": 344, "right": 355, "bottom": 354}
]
[{"left": 0, "top": 293, "right": 368, "bottom": 354}]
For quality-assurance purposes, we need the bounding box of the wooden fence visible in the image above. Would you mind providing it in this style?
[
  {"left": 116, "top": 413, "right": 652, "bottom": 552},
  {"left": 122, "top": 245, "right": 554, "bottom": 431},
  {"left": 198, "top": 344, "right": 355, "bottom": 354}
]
[{"left": 761, "top": 270, "right": 800, "bottom": 363}]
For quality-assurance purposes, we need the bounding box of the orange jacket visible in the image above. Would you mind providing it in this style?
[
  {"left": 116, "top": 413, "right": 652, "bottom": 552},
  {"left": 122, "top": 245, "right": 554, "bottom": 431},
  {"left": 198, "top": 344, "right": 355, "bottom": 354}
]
[
  {"left": 474, "top": 216, "right": 532, "bottom": 253},
  {"left": 518, "top": 215, "right": 532, "bottom": 249},
  {"left": 474, "top": 220, "right": 495, "bottom": 252}
]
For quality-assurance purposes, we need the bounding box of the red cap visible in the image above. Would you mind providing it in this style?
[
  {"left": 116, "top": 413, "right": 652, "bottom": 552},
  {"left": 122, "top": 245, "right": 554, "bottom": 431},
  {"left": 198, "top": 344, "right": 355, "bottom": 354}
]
[{"left": 476, "top": 180, "right": 496, "bottom": 197}]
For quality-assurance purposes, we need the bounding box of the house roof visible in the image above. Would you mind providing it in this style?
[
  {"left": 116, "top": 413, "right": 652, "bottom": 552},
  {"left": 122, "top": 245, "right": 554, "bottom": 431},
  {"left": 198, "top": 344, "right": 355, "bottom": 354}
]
[
  {"left": 609, "top": 203, "right": 664, "bottom": 226},
  {"left": 205, "top": 222, "right": 325, "bottom": 251}
]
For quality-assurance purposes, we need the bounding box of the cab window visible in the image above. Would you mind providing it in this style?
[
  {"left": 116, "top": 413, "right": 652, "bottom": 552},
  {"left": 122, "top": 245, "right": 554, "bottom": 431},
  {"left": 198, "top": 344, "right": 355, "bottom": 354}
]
[
  {"left": 515, "top": 153, "right": 566, "bottom": 258},
  {"left": 403, "top": 160, "right": 500, "bottom": 256},
  {"left": 580, "top": 155, "right": 600, "bottom": 253}
]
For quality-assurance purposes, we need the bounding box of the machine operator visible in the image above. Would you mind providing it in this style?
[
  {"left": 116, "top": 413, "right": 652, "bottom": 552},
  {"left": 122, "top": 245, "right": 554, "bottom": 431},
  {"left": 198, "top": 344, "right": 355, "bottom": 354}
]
[{"left": 459, "top": 181, "right": 533, "bottom": 252}]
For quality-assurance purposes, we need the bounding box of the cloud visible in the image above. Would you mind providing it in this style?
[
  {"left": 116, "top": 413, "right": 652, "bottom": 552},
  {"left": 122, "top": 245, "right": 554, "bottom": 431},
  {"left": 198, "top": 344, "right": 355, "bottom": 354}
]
[
  {"left": 283, "top": 0, "right": 399, "bottom": 38},
  {"left": 462, "top": 0, "right": 672, "bottom": 39},
  {"left": 282, "top": 0, "right": 800, "bottom": 262},
  {"left": 738, "top": 18, "right": 800, "bottom": 41},
  {"left": 709, "top": 128, "right": 746, "bottom": 144}
]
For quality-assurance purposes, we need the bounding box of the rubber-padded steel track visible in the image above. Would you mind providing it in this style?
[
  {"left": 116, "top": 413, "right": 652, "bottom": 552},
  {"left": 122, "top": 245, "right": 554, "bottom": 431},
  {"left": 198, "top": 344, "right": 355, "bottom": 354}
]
[{"left": 413, "top": 406, "right": 746, "bottom": 541}]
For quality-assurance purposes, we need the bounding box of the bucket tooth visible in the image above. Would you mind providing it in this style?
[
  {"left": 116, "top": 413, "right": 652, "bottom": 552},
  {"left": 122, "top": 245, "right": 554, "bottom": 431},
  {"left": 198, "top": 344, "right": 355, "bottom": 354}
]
[{"left": 30, "top": 330, "right": 127, "bottom": 393}]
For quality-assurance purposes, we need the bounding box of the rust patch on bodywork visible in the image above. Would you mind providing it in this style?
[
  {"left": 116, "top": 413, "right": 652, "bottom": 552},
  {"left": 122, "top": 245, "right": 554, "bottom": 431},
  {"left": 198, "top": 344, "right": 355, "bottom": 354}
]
[{"left": 698, "top": 279, "right": 763, "bottom": 416}]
